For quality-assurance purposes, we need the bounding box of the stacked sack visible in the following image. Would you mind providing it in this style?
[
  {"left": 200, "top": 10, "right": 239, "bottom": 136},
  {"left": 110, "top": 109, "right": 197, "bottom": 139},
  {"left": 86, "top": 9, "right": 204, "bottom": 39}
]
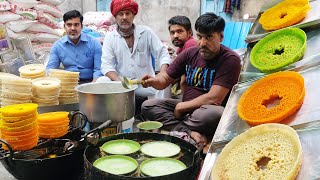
[
  {"left": 83, "top": 11, "right": 116, "bottom": 43},
  {"left": 18, "top": 64, "right": 46, "bottom": 79},
  {"left": 1, "top": 76, "right": 32, "bottom": 107},
  {"left": 0, "top": 103, "right": 39, "bottom": 151},
  {"left": 32, "top": 77, "right": 61, "bottom": 107},
  {"left": 2, "top": 0, "right": 64, "bottom": 46},
  {"left": 37, "top": 111, "right": 69, "bottom": 139},
  {"left": 48, "top": 69, "right": 79, "bottom": 104}
]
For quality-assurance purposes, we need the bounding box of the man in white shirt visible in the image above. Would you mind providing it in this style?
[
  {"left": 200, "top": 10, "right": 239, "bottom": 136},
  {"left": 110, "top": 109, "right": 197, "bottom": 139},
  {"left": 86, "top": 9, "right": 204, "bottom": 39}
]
[{"left": 98, "top": 0, "right": 171, "bottom": 114}]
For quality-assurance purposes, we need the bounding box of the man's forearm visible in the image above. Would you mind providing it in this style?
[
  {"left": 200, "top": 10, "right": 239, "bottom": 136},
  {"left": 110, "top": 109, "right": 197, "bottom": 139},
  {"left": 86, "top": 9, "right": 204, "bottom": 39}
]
[
  {"left": 106, "top": 71, "right": 121, "bottom": 81},
  {"left": 159, "top": 64, "right": 169, "bottom": 74}
]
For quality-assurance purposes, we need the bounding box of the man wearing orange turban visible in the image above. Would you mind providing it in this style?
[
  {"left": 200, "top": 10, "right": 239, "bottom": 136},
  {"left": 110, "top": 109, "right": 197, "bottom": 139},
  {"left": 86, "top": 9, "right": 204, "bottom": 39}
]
[{"left": 99, "top": 0, "right": 172, "bottom": 115}]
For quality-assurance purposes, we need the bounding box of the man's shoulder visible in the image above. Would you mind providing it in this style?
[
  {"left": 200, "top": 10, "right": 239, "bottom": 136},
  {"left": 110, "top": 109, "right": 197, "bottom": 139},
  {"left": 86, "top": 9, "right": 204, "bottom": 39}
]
[
  {"left": 84, "top": 33, "right": 101, "bottom": 44},
  {"left": 184, "top": 46, "right": 199, "bottom": 53},
  {"left": 176, "top": 46, "right": 199, "bottom": 61},
  {"left": 186, "top": 37, "right": 197, "bottom": 46},
  {"left": 52, "top": 36, "right": 67, "bottom": 48},
  {"left": 220, "top": 45, "right": 241, "bottom": 61}
]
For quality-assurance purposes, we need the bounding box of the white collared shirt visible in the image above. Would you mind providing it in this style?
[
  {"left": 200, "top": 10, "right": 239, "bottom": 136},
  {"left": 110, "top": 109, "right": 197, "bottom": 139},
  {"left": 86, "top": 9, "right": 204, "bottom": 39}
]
[{"left": 101, "top": 25, "right": 171, "bottom": 79}]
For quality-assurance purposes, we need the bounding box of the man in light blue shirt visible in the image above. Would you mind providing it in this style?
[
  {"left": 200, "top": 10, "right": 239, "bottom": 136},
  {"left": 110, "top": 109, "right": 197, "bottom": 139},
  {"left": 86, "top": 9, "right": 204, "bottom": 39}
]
[{"left": 47, "top": 10, "right": 102, "bottom": 83}]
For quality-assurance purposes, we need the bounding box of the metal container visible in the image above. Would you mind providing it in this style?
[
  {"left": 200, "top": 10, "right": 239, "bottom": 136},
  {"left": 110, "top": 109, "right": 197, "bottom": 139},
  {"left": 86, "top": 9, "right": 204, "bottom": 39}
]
[
  {"left": 75, "top": 82, "right": 137, "bottom": 123},
  {"left": 137, "top": 121, "right": 163, "bottom": 133}
]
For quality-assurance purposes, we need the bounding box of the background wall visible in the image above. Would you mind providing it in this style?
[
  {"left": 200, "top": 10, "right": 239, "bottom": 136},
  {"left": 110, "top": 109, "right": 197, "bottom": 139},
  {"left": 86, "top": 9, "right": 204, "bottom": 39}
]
[
  {"left": 133, "top": 0, "right": 201, "bottom": 41},
  {"left": 59, "top": 0, "right": 200, "bottom": 42}
]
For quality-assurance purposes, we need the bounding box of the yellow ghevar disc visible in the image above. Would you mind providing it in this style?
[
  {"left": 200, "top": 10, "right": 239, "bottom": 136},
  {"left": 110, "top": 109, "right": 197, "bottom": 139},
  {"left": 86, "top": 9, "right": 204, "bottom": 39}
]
[
  {"left": 259, "top": 0, "right": 311, "bottom": 31},
  {"left": 0, "top": 103, "right": 38, "bottom": 117}
]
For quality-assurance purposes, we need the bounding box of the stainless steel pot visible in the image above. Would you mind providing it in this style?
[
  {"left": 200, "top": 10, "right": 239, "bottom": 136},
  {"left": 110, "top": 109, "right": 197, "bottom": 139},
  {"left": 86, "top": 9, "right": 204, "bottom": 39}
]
[{"left": 75, "top": 82, "right": 137, "bottom": 123}]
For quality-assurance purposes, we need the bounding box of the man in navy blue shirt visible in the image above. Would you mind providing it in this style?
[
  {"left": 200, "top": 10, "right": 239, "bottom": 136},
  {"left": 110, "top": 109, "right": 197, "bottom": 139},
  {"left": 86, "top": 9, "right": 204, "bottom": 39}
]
[{"left": 47, "top": 10, "right": 102, "bottom": 83}]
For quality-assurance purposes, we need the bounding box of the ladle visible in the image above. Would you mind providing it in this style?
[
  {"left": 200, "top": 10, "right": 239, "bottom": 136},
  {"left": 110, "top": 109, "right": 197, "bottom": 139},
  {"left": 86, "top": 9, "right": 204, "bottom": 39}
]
[{"left": 121, "top": 76, "right": 144, "bottom": 89}]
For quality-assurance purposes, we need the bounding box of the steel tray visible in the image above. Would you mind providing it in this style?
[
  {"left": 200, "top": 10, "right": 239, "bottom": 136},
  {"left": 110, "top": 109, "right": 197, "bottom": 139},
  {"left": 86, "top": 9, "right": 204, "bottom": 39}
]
[
  {"left": 199, "top": 122, "right": 320, "bottom": 180},
  {"left": 213, "top": 60, "right": 320, "bottom": 143},
  {"left": 245, "top": 0, "right": 320, "bottom": 43}
]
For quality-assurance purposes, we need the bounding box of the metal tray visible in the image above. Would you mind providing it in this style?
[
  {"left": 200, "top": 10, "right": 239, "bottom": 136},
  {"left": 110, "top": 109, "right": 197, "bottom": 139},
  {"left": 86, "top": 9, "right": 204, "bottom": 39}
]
[
  {"left": 199, "top": 122, "right": 320, "bottom": 180},
  {"left": 213, "top": 60, "right": 320, "bottom": 143},
  {"left": 240, "top": 25, "right": 320, "bottom": 82},
  {"left": 245, "top": 0, "right": 320, "bottom": 43}
]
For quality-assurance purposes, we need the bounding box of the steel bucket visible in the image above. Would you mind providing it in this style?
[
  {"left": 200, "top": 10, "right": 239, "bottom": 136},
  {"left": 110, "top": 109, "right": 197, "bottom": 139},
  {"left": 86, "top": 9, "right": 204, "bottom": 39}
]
[{"left": 75, "top": 82, "right": 137, "bottom": 123}]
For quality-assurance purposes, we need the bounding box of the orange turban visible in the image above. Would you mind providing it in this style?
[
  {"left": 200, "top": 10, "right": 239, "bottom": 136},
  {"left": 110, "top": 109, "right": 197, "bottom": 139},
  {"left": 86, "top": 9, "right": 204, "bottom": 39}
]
[{"left": 110, "top": 0, "right": 139, "bottom": 16}]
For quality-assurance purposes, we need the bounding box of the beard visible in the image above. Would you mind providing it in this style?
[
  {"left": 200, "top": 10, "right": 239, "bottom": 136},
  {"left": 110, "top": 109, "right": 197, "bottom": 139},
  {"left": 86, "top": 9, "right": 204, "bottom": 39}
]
[
  {"left": 68, "top": 33, "right": 80, "bottom": 40},
  {"left": 172, "top": 39, "right": 184, "bottom": 48}
]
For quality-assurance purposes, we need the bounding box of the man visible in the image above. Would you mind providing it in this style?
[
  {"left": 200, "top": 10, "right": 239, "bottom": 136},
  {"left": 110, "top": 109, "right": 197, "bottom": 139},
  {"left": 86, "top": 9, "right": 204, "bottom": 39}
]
[
  {"left": 141, "top": 13, "right": 241, "bottom": 146},
  {"left": 168, "top": 16, "right": 197, "bottom": 56},
  {"left": 168, "top": 16, "right": 197, "bottom": 98},
  {"left": 47, "top": 10, "right": 103, "bottom": 83},
  {"left": 98, "top": 0, "right": 171, "bottom": 114}
]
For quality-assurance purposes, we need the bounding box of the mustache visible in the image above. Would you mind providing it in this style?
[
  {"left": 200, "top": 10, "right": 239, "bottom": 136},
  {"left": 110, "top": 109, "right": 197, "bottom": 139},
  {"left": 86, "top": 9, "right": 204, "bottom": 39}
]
[
  {"left": 173, "top": 37, "right": 180, "bottom": 41},
  {"left": 200, "top": 46, "right": 209, "bottom": 51}
]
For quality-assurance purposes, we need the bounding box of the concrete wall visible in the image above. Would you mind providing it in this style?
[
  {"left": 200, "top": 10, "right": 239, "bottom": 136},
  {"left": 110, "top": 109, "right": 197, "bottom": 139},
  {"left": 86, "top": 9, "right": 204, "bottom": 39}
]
[
  {"left": 133, "top": 0, "right": 201, "bottom": 42},
  {"left": 58, "top": 0, "right": 83, "bottom": 14}
]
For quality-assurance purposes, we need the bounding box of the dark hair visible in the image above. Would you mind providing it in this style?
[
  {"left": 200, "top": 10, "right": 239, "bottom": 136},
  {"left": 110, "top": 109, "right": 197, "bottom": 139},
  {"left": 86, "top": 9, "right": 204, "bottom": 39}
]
[
  {"left": 168, "top": 16, "right": 192, "bottom": 32},
  {"left": 63, "top": 10, "right": 83, "bottom": 24},
  {"left": 195, "top": 13, "right": 225, "bottom": 35}
]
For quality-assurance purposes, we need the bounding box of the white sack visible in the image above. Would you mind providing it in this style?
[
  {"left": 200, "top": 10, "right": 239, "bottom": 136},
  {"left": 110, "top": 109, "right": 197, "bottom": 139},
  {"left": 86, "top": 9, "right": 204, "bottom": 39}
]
[
  {"left": 0, "top": 11, "right": 21, "bottom": 23},
  {"left": 27, "top": 22, "right": 62, "bottom": 36},
  {"left": 33, "top": 43, "right": 53, "bottom": 54},
  {"left": 6, "top": 28, "right": 35, "bottom": 41},
  {"left": 40, "top": 0, "right": 65, "bottom": 6},
  {"left": 83, "top": 12, "right": 115, "bottom": 26},
  {"left": 10, "top": 6, "right": 39, "bottom": 20},
  {"left": 38, "top": 13, "right": 59, "bottom": 29},
  {"left": 7, "top": 0, "right": 38, "bottom": 9},
  {"left": 0, "top": 1, "right": 12, "bottom": 11},
  {"left": 33, "top": 3, "right": 63, "bottom": 18},
  {"left": 5, "top": 19, "right": 36, "bottom": 32},
  {"left": 32, "top": 33, "right": 60, "bottom": 43}
]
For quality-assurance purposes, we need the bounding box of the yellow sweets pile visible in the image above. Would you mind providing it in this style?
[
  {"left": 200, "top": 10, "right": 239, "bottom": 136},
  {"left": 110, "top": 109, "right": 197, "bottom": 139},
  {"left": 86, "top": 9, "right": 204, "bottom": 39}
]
[
  {"left": 0, "top": 103, "right": 39, "bottom": 151},
  {"left": 37, "top": 111, "right": 70, "bottom": 139}
]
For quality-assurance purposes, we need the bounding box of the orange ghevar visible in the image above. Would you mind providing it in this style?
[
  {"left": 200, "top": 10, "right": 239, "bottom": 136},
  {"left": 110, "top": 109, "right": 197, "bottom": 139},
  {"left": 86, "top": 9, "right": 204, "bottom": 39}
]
[
  {"left": 259, "top": 0, "right": 311, "bottom": 31},
  {"left": 237, "top": 71, "right": 305, "bottom": 125},
  {"left": 37, "top": 111, "right": 69, "bottom": 138}
]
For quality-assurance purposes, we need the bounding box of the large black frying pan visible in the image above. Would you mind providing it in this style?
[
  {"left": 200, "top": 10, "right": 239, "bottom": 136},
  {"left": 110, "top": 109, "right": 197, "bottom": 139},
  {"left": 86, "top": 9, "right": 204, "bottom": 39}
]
[
  {"left": 0, "top": 111, "right": 112, "bottom": 180},
  {"left": 84, "top": 132, "right": 203, "bottom": 180}
]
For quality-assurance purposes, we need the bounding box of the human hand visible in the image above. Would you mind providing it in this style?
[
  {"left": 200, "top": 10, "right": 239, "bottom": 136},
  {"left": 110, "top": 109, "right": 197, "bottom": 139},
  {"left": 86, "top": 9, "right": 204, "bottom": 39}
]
[
  {"left": 174, "top": 102, "right": 184, "bottom": 119},
  {"left": 141, "top": 74, "right": 154, "bottom": 88},
  {"left": 168, "top": 47, "right": 175, "bottom": 55}
]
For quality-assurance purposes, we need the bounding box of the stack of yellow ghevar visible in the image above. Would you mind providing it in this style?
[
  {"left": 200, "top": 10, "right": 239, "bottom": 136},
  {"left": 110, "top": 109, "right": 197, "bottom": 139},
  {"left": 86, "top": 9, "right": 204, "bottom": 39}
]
[
  {"left": 37, "top": 111, "right": 69, "bottom": 139},
  {"left": 0, "top": 103, "right": 39, "bottom": 151}
]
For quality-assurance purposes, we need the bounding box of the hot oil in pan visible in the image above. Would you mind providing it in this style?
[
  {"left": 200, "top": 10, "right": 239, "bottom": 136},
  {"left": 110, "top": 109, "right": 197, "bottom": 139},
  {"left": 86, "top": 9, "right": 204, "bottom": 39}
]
[{"left": 98, "top": 139, "right": 194, "bottom": 177}]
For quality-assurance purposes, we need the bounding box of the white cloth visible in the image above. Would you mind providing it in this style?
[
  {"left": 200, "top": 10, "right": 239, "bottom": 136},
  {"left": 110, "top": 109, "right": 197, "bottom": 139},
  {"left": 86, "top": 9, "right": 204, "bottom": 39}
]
[
  {"left": 101, "top": 25, "right": 171, "bottom": 80},
  {"left": 100, "top": 25, "right": 172, "bottom": 98}
]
